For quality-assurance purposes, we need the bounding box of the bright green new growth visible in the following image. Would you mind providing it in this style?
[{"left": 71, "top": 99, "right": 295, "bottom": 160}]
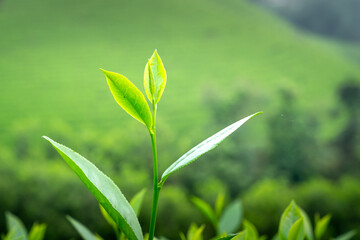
[
  {"left": 144, "top": 50, "right": 167, "bottom": 104},
  {"left": 44, "top": 50, "right": 261, "bottom": 240},
  {"left": 101, "top": 69, "right": 152, "bottom": 130}
]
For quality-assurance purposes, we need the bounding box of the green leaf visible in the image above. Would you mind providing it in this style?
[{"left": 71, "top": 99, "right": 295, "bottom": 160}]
[
  {"left": 314, "top": 214, "right": 331, "bottom": 240},
  {"left": 218, "top": 200, "right": 243, "bottom": 235},
  {"left": 99, "top": 204, "right": 118, "bottom": 233},
  {"left": 5, "top": 212, "right": 27, "bottom": 240},
  {"left": 243, "top": 220, "right": 258, "bottom": 240},
  {"left": 67, "top": 216, "right": 100, "bottom": 240},
  {"left": 233, "top": 231, "right": 248, "bottom": 240},
  {"left": 191, "top": 196, "right": 218, "bottom": 229},
  {"left": 43, "top": 137, "right": 143, "bottom": 240},
  {"left": 215, "top": 192, "right": 226, "bottom": 219},
  {"left": 187, "top": 224, "right": 205, "bottom": 240},
  {"left": 28, "top": 223, "right": 46, "bottom": 240},
  {"left": 332, "top": 230, "right": 357, "bottom": 240},
  {"left": 101, "top": 69, "right": 152, "bottom": 130},
  {"left": 216, "top": 233, "right": 242, "bottom": 240},
  {"left": 161, "top": 112, "right": 262, "bottom": 181},
  {"left": 130, "top": 189, "right": 147, "bottom": 217},
  {"left": 279, "top": 201, "right": 303, "bottom": 240},
  {"left": 144, "top": 50, "right": 166, "bottom": 104},
  {"left": 299, "top": 209, "right": 313, "bottom": 240},
  {"left": 288, "top": 219, "right": 304, "bottom": 240}
]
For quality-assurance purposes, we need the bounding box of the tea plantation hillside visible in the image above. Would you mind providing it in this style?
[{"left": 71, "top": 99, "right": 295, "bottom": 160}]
[{"left": 0, "top": 0, "right": 359, "bottom": 144}]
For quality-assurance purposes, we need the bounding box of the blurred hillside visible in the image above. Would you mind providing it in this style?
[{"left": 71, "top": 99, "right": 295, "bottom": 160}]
[
  {"left": 253, "top": 0, "right": 360, "bottom": 42},
  {"left": 0, "top": 0, "right": 360, "bottom": 239}
]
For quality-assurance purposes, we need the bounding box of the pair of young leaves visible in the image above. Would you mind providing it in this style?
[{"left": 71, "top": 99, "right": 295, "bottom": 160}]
[
  {"left": 101, "top": 50, "right": 166, "bottom": 131},
  {"left": 2, "top": 212, "right": 46, "bottom": 240},
  {"left": 43, "top": 50, "right": 261, "bottom": 240}
]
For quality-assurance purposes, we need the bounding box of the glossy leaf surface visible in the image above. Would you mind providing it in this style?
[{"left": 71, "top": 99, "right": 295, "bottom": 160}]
[
  {"left": 288, "top": 219, "right": 304, "bottom": 240},
  {"left": 6, "top": 212, "right": 28, "bottom": 240},
  {"left": 144, "top": 50, "right": 166, "bottom": 104},
  {"left": 44, "top": 137, "right": 143, "bottom": 240},
  {"left": 162, "top": 112, "right": 262, "bottom": 181},
  {"left": 101, "top": 69, "right": 152, "bottom": 130},
  {"left": 218, "top": 200, "right": 243, "bottom": 235},
  {"left": 279, "top": 201, "right": 303, "bottom": 240}
]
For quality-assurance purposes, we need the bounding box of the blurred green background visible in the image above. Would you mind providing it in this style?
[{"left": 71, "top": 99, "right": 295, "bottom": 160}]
[{"left": 0, "top": 0, "right": 359, "bottom": 239}]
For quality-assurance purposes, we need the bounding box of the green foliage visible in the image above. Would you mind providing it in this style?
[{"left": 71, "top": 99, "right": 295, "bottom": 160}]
[
  {"left": 5, "top": 212, "right": 27, "bottom": 240},
  {"left": 161, "top": 112, "right": 261, "bottom": 182},
  {"left": 314, "top": 214, "right": 331, "bottom": 240},
  {"left": 43, "top": 137, "right": 142, "bottom": 240},
  {"left": 219, "top": 201, "right": 243, "bottom": 235},
  {"left": 101, "top": 69, "right": 152, "bottom": 130},
  {"left": 2, "top": 213, "right": 46, "bottom": 240},
  {"left": 144, "top": 50, "right": 167, "bottom": 104},
  {"left": 191, "top": 193, "right": 244, "bottom": 237},
  {"left": 42, "top": 51, "right": 260, "bottom": 240},
  {"left": 67, "top": 216, "right": 103, "bottom": 240}
]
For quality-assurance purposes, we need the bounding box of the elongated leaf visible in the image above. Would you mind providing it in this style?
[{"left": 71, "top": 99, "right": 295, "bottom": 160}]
[
  {"left": 101, "top": 69, "right": 152, "bottom": 130},
  {"left": 191, "top": 196, "right": 218, "bottom": 229},
  {"left": 43, "top": 137, "right": 143, "bottom": 240},
  {"left": 130, "top": 189, "right": 147, "bottom": 217},
  {"left": 215, "top": 192, "right": 226, "bottom": 219},
  {"left": 219, "top": 200, "right": 243, "bottom": 235},
  {"left": 6, "top": 212, "right": 27, "bottom": 240},
  {"left": 162, "top": 112, "right": 261, "bottom": 181},
  {"left": 99, "top": 205, "right": 118, "bottom": 232},
  {"left": 243, "top": 220, "right": 258, "bottom": 240},
  {"left": 144, "top": 50, "right": 166, "bottom": 104},
  {"left": 28, "top": 223, "right": 46, "bottom": 240},
  {"left": 299, "top": 209, "right": 313, "bottom": 240},
  {"left": 279, "top": 201, "right": 303, "bottom": 240},
  {"left": 288, "top": 219, "right": 304, "bottom": 240},
  {"left": 332, "top": 230, "right": 357, "bottom": 240},
  {"left": 314, "top": 214, "right": 331, "bottom": 240},
  {"left": 67, "top": 216, "right": 98, "bottom": 240}
]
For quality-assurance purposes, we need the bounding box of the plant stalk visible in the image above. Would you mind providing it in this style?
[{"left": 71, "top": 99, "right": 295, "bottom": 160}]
[{"left": 149, "top": 104, "right": 161, "bottom": 240}]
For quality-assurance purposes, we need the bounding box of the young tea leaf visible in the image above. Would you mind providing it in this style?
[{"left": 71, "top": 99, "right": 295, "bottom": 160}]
[
  {"left": 144, "top": 50, "right": 166, "bottom": 104},
  {"left": 233, "top": 230, "right": 248, "bottom": 240},
  {"left": 314, "top": 214, "right": 331, "bottom": 240},
  {"left": 99, "top": 205, "right": 118, "bottom": 233},
  {"left": 218, "top": 200, "right": 243, "bottom": 235},
  {"left": 215, "top": 192, "right": 226, "bottom": 219},
  {"left": 191, "top": 196, "right": 218, "bottom": 229},
  {"left": 332, "top": 230, "right": 357, "bottom": 240},
  {"left": 288, "top": 219, "right": 304, "bottom": 240},
  {"left": 67, "top": 216, "right": 101, "bottom": 240},
  {"left": 161, "top": 112, "right": 262, "bottom": 182},
  {"left": 28, "top": 223, "right": 47, "bottom": 240},
  {"left": 43, "top": 137, "right": 143, "bottom": 240},
  {"left": 130, "top": 189, "right": 147, "bottom": 217},
  {"left": 243, "top": 220, "right": 258, "bottom": 240},
  {"left": 5, "top": 212, "right": 28, "bottom": 240},
  {"left": 101, "top": 69, "right": 152, "bottom": 130},
  {"left": 279, "top": 201, "right": 303, "bottom": 240}
]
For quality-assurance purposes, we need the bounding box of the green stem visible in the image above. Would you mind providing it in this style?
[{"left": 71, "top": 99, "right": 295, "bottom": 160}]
[{"left": 149, "top": 104, "right": 161, "bottom": 240}]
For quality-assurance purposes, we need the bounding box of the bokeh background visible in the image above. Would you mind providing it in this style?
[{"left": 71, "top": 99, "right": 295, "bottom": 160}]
[{"left": 0, "top": 0, "right": 360, "bottom": 239}]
